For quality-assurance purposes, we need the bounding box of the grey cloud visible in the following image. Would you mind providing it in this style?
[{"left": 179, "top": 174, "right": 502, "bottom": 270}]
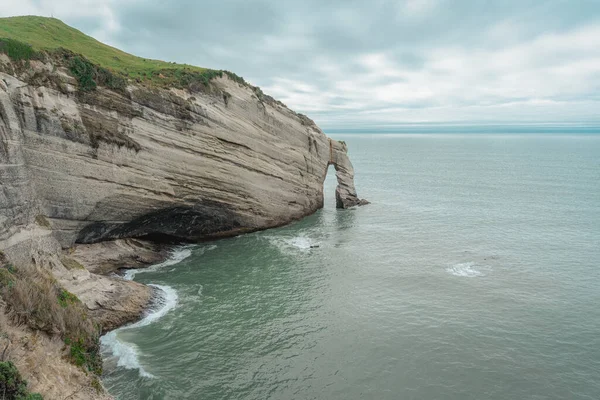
[{"left": 4, "top": 0, "right": 600, "bottom": 127}]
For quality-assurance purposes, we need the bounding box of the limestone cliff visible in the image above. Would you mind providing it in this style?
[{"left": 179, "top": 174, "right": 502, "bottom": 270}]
[
  {"left": 0, "top": 55, "right": 364, "bottom": 253},
  {"left": 0, "top": 21, "right": 365, "bottom": 399}
]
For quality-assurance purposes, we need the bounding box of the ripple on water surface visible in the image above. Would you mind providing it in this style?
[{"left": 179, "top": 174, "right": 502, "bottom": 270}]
[{"left": 100, "top": 134, "right": 600, "bottom": 400}]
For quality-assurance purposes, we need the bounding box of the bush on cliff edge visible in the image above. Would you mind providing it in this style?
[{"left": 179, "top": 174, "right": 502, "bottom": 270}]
[
  {"left": 0, "top": 360, "right": 43, "bottom": 400},
  {"left": 0, "top": 38, "right": 42, "bottom": 61},
  {"left": 0, "top": 266, "right": 102, "bottom": 375}
]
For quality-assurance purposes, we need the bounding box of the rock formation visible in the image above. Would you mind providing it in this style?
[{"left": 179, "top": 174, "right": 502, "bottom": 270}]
[
  {"left": 0, "top": 55, "right": 365, "bottom": 254},
  {"left": 328, "top": 139, "right": 370, "bottom": 208},
  {"left": 0, "top": 20, "right": 366, "bottom": 399}
]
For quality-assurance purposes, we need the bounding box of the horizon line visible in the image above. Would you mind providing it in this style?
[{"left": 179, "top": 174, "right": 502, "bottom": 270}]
[{"left": 323, "top": 123, "right": 600, "bottom": 134}]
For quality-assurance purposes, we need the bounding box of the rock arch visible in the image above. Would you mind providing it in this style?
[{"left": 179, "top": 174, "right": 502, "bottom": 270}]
[{"left": 327, "top": 138, "right": 369, "bottom": 208}]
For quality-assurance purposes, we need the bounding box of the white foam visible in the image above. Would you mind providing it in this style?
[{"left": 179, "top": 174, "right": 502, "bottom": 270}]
[
  {"left": 100, "top": 284, "right": 178, "bottom": 378},
  {"left": 102, "top": 245, "right": 186, "bottom": 378},
  {"left": 100, "top": 331, "right": 154, "bottom": 378},
  {"left": 284, "top": 236, "right": 314, "bottom": 250},
  {"left": 192, "top": 244, "right": 217, "bottom": 257},
  {"left": 267, "top": 235, "right": 319, "bottom": 254},
  {"left": 123, "top": 246, "right": 193, "bottom": 281},
  {"left": 205, "top": 244, "right": 218, "bottom": 252},
  {"left": 446, "top": 262, "right": 484, "bottom": 278}
]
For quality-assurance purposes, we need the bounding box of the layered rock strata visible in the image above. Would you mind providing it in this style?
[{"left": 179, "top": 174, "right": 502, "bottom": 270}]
[
  {"left": 0, "top": 55, "right": 365, "bottom": 252},
  {"left": 0, "top": 52, "right": 366, "bottom": 399}
]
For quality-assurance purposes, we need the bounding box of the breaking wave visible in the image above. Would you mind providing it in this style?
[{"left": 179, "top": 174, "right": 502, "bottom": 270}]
[
  {"left": 100, "top": 245, "right": 194, "bottom": 377},
  {"left": 123, "top": 246, "right": 194, "bottom": 281},
  {"left": 100, "top": 284, "right": 178, "bottom": 378}
]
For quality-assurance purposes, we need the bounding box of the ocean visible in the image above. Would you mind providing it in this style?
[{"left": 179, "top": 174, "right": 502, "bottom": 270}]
[{"left": 100, "top": 133, "right": 600, "bottom": 400}]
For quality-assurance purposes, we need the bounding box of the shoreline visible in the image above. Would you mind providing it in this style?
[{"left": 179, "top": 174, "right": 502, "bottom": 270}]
[
  {"left": 100, "top": 283, "right": 180, "bottom": 379},
  {"left": 98, "top": 245, "right": 195, "bottom": 378},
  {"left": 67, "top": 240, "right": 187, "bottom": 395},
  {"left": 46, "top": 214, "right": 329, "bottom": 398},
  {"left": 67, "top": 238, "right": 179, "bottom": 333}
]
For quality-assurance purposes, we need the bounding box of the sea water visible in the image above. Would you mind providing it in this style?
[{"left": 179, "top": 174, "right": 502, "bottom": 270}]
[{"left": 101, "top": 133, "right": 600, "bottom": 400}]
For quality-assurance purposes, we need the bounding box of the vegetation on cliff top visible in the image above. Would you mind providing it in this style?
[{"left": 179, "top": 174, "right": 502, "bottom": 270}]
[
  {"left": 0, "top": 15, "right": 248, "bottom": 91},
  {"left": 0, "top": 16, "right": 316, "bottom": 128},
  {"left": 0, "top": 15, "right": 314, "bottom": 131},
  {"left": 0, "top": 16, "right": 207, "bottom": 80}
]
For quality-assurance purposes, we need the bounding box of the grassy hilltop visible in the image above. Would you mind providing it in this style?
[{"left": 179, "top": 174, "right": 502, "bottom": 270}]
[
  {"left": 0, "top": 15, "right": 249, "bottom": 91},
  {"left": 0, "top": 16, "right": 207, "bottom": 80}
]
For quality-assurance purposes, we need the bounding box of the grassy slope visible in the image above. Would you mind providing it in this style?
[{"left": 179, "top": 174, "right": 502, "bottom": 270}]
[
  {"left": 0, "top": 15, "right": 284, "bottom": 116},
  {"left": 0, "top": 15, "right": 210, "bottom": 82}
]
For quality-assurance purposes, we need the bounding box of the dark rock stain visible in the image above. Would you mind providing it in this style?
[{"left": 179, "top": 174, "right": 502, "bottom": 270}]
[{"left": 76, "top": 202, "right": 245, "bottom": 243}]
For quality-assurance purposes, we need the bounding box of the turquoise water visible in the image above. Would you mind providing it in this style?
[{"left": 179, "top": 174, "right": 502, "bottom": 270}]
[{"left": 101, "top": 134, "right": 600, "bottom": 399}]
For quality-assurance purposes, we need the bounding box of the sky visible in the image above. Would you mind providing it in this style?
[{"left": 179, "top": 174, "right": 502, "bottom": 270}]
[{"left": 2, "top": 0, "right": 600, "bottom": 129}]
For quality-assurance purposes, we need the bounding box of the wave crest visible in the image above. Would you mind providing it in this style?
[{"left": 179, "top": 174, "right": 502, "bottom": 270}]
[
  {"left": 123, "top": 246, "right": 193, "bottom": 280},
  {"left": 100, "top": 284, "right": 178, "bottom": 378},
  {"left": 101, "top": 245, "right": 189, "bottom": 378}
]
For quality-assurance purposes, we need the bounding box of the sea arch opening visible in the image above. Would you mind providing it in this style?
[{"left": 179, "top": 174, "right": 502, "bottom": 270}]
[
  {"left": 321, "top": 138, "right": 366, "bottom": 209},
  {"left": 323, "top": 163, "right": 340, "bottom": 208}
]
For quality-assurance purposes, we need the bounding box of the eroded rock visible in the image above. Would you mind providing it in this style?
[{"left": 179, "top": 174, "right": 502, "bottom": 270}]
[
  {"left": 329, "top": 139, "right": 369, "bottom": 208},
  {"left": 0, "top": 63, "right": 365, "bottom": 247},
  {"left": 0, "top": 55, "right": 366, "bottom": 399}
]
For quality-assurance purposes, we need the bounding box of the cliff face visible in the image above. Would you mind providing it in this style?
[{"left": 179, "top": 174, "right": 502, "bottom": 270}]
[
  {"left": 0, "top": 16, "right": 367, "bottom": 399},
  {"left": 0, "top": 51, "right": 365, "bottom": 399},
  {"left": 0, "top": 55, "right": 365, "bottom": 255}
]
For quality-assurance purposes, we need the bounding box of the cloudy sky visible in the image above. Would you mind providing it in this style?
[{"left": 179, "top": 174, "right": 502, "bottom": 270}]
[{"left": 3, "top": 0, "right": 600, "bottom": 129}]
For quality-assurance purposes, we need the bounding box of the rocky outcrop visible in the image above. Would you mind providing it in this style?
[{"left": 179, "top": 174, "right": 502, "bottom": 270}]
[
  {"left": 328, "top": 139, "right": 370, "bottom": 208},
  {"left": 0, "top": 56, "right": 365, "bottom": 252}
]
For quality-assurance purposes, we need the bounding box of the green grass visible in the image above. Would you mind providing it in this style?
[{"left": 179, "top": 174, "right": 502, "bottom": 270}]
[
  {"left": 64, "top": 336, "right": 102, "bottom": 375},
  {"left": 0, "top": 361, "right": 44, "bottom": 399},
  {"left": 0, "top": 37, "right": 42, "bottom": 61},
  {"left": 0, "top": 15, "right": 275, "bottom": 106},
  {"left": 1, "top": 266, "right": 102, "bottom": 376},
  {"left": 0, "top": 16, "right": 210, "bottom": 84},
  {"left": 57, "top": 289, "right": 78, "bottom": 308}
]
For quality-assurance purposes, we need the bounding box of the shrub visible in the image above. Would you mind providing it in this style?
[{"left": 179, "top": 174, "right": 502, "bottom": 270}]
[
  {"left": 0, "top": 38, "right": 42, "bottom": 61},
  {"left": 95, "top": 66, "right": 127, "bottom": 92},
  {"left": 66, "top": 54, "right": 127, "bottom": 93},
  {"left": 223, "top": 71, "right": 246, "bottom": 86},
  {"left": 64, "top": 336, "right": 102, "bottom": 375},
  {"left": 157, "top": 68, "right": 224, "bottom": 92},
  {"left": 69, "top": 56, "right": 96, "bottom": 91},
  {"left": 0, "top": 267, "right": 101, "bottom": 374},
  {"left": 0, "top": 267, "right": 15, "bottom": 288},
  {"left": 0, "top": 361, "right": 43, "bottom": 400},
  {"left": 90, "top": 377, "right": 102, "bottom": 393},
  {"left": 253, "top": 86, "right": 264, "bottom": 101},
  {"left": 22, "top": 393, "right": 44, "bottom": 400},
  {"left": 296, "top": 113, "right": 315, "bottom": 127},
  {"left": 57, "top": 289, "right": 78, "bottom": 308}
]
